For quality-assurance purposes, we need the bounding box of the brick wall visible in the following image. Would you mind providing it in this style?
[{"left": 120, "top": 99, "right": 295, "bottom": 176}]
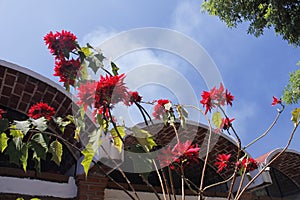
[{"left": 76, "top": 173, "right": 108, "bottom": 200}]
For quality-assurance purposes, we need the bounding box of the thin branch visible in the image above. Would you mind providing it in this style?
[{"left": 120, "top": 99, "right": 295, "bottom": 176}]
[
  {"left": 140, "top": 174, "right": 162, "bottom": 200},
  {"left": 203, "top": 174, "right": 234, "bottom": 192},
  {"left": 243, "top": 106, "right": 284, "bottom": 150},
  {"left": 168, "top": 167, "right": 178, "bottom": 200},
  {"left": 180, "top": 104, "right": 212, "bottom": 200},
  {"left": 217, "top": 106, "right": 242, "bottom": 200},
  {"left": 153, "top": 159, "right": 168, "bottom": 200},
  {"left": 235, "top": 163, "right": 247, "bottom": 198},
  {"left": 235, "top": 120, "right": 299, "bottom": 200},
  {"left": 161, "top": 169, "right": 171, "bottom": 200},
  {"left": 100, "top": 146, "right": 140, "bottom": 200}
]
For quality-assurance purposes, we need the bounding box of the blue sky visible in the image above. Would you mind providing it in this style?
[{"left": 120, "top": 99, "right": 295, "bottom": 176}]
[{"left": 0, "top": 0, "right": 299, "bottom": 158}]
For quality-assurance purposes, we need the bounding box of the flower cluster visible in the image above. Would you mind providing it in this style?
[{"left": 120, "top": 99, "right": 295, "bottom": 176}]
[
  {"left": 28, "top": 102, "right": 56, "bottom": 120},
  {"left": 236, "top": 157, "right": 258, "bottom": 172},
  {"left": 54, "top": 58, "right": 81, "bottom": 86},
  {"left": 200, "top": 83, "right": 234, "bottom": 114},
  {"left": 44, "top": 30, "right": 77, "bottom": 59},
  {"left": 157, "top": 140, "right": 200, "bottom": 170},
  {"left": 44, "top": 30, "right": 80, "bottom": 87},
  {"left": 152, "top": 99, "right": 171, "bottom": 120},
  {"left": 94, "top": 74, "right": 128, "bottom": 108},
  {"left": 215, "top": 153, "right": 258, "bottom": 173},
  {"left": 77, "top": 80, "right": 98, "bottom": 111},
  {"left": 77, "top": 73, "right": 142, "bottom": 121}
]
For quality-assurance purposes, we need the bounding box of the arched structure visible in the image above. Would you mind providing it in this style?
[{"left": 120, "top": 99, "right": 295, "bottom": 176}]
[{"left": 253, "top": 149, "right": 300, "bottom": 199}]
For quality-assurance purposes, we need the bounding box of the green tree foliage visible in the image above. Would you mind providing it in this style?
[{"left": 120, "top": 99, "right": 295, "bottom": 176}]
[
  {"left": 283, "top": 68, "right": 300, "bottom": 104},
  {"left": 201, "top": 0, "right": 300, "bottom": 46}
]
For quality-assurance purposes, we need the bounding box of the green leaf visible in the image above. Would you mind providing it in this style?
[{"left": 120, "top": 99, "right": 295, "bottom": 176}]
[
  {"left": 111, "top": 62, "right": 119, "bottom": 76},
  {"left": 49, "top": 140, "right": 63, "bottom": 166},
  {"left": 110, "top": 126, "right": 125, "bottom": 153},
  {"left": 86, "top": 57, "right": 100, "bottom": 74},
  {"left": 10, "top": 127, "right": 24, "bottom": 150},
  {"left": 88, "top": 128, "right": 103, "bottom": 152},
  {"left": 5, "top": 141, "right": 22, "bottom": 166},
  {"left": 20, "top": 144, "right": 28, "bottom": 172},
  {"left": 31, "top": 117, "right": 48, "bottom": 132},
  {"left": 14, "top": 120, "right": 31, "bottom": 135},
  {"left": 55, "top": 117, "right": 71, "bottom": 133},
  {"left": 81, "top": 144, "right": 95, "bottom": 176},
  {"left": 33, "top": 151, "right": 41, "bottom": 173},
  {"left": 291, "top": 108, "right": 300, "bottom": 126},
  {"left": 95, "top": 53, "right": 105, "bottom": 63},
  {"left": 0, "top": 133, "right": 8, "bottom": 153},
  {"left": 132, "top": 126, "right": 157, "bottom": 151},
  {"left": 29, "top": 133, "right": 48, "bottom": 160},
  {"left": 212, "top": 111, "right": 222, "bottom": 128},
  {"left": 128, "top": 145, "right": 153, "bottom": 174},
  {"left": 0, "top": 118, "right": 9, "bottom": 132},
  {"left": 80, "top": 47, "right": 92, "bottom": 57},
  {"left": 79, "top": 62, "right": 88, "bottom": 81}
]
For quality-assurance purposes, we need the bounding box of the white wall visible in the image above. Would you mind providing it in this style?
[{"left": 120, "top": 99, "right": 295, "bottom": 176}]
[
  {"left": 0, "top": 176, "right": 77, "bottom": 198},
  {"left": 105, "top": 189, "right": 226, "bottom": 200}
]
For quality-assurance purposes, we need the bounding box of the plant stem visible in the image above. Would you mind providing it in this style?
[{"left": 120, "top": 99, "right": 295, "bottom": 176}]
[
  {"left": 153, "top": 159, "right": 167, "bottom": 200},
  {"left": 161, "top": 169, "right": 171, "bottom": 200},
  {"left": 168, "top": 167, "right": 177, "bottom": 200},
  {"left": 140, "top": 174, "right": 162, "bottom": 200},
  {"left": 203, "top": 174, "right": 234, "bottom": 192},
  {"left": 243, "top": 106, "right": 284, "bottom": 150},
  {"left": 100, "top": 146, "right": 141, "bottom": 200},
  {"left": 235, "top": 164, "right": 247, "bottom": 198},
  {"left": 217, "top": 106, "right": 242, "bottom": 200},
  {"left": 182, "top": 105, "right": 213, "bottom": 200}
]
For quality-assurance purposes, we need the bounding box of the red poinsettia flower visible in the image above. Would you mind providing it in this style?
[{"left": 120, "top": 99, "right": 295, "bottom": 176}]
[
  {"left": 200, "top": 83, "right": 234, "bottom": 114},
  {"left": 225, "top": 89, "right": 234, "bottom": 106},
  {"left": 77, "top": 81, "right": 97, "bottom": 111},
  {"left": 210, "top": 83, "right": 225, "bottom": 106},
  {"left": 271, "top": 96, "right": 282, "bottom": 106},
  {"left": 157, "top": 146, "right": 176, "bottom": 168},
  {"left": 94, "top": 74, "right": 128, "bottom": 108},
  {"left": 220, "top": 117, "right": 235, "bottom": 131},
  {"left": 236, "top": 157, "right": 258, "bottom": 172},
  {"left": 0, "top": 109, "right": 6, "bottom": 120},
  {"left": 124, "top": 91, "right": 142, "bottom": 106},
  {"left": 28, "top": 102, "right": 55, "bottom": 120},
  {"left": 44, "top": 30, "right": 77, "bottom": 59},
  {"left": 172, "top": 140, "right": 200, "bottom": 168},
  {"left": 215, "top": 154, "right": 231, "bottom": 173},
  {"left": 200, "top": 91, "right": 214, "bottom": 114},
  {"left": 152, "top": 99, "right": 171, "bottom": 119},
  {"left": 54, "top": 58, "right": 81, "bottom": 86}
]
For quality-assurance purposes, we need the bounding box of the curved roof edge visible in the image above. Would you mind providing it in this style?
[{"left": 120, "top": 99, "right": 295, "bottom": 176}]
[{"left": 0, "top": 59, "right": 74, "bottom": 100}]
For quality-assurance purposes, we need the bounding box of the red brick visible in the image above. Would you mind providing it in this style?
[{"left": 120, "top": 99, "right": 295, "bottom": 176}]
[
  {"left": 4, "top": 74, "right": 16, "bottom": 85},
  {"left": 13, "top": 83, "right": 25, "bottom": 95},
  {"left": 24, "top": 83, "right": 36, "bottom": 93},
  {"left": 16, "top": 73, "right": 27, "bottom": 84},
  {"left": 2, "top": 86, "right": 12, "bottom": 96}
]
